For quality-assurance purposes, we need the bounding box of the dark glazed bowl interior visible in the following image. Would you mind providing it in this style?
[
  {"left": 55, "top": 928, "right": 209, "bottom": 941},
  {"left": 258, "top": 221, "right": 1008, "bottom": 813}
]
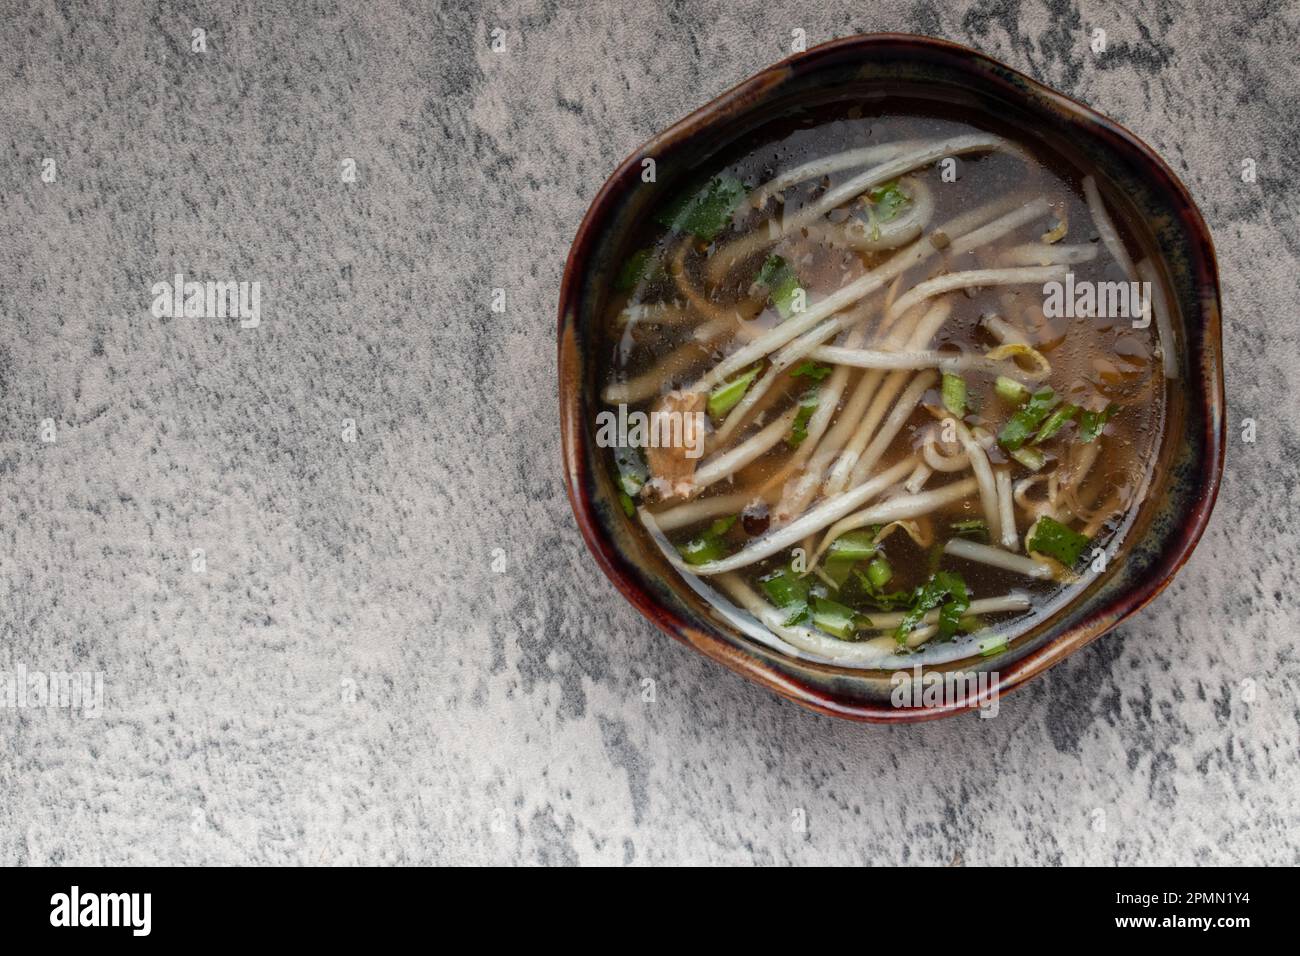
[{"left": 558, "top": 34, "right": 1224, "bottom": 721}]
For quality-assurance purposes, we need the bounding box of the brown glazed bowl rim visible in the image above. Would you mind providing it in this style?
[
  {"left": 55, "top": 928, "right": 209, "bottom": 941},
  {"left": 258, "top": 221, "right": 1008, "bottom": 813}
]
[{"left": 558, "top": 33, "right": 1224, "bottom": 722}]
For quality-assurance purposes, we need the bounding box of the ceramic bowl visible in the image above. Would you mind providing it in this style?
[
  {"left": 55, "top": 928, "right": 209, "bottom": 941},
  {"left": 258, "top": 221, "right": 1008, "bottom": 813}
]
[{"left": 558, "top": 34, "right": 1224, "bottom": 721}]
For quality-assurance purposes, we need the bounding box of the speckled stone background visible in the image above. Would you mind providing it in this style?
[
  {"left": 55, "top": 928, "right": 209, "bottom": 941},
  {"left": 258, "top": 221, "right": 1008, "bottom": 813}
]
[{"left": 1, "top": 0, "right": 1296, "bottom": 866}]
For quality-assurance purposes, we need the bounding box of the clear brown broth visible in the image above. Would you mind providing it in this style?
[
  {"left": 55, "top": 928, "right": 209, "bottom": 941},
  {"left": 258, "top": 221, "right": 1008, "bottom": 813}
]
[{"left": 600, "top": 100, "right": 1168, "bottom": 651}]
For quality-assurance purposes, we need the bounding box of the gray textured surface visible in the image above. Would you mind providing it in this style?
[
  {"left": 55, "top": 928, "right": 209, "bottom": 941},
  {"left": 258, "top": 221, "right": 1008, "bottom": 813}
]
[{"left": 1, "top": 0, "right": 1297, "bottom": 865}]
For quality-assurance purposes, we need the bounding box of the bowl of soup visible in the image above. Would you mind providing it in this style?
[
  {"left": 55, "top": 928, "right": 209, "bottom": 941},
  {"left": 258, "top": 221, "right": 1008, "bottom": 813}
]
[{"left": 559, "top": 34, "right": 1224, "bottom": 720}]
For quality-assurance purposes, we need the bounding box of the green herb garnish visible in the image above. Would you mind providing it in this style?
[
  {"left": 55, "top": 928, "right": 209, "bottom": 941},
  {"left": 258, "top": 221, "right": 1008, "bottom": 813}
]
[
  {"left": 613, "top": 447, "right": 648, "bottom": 516},
  {"left": 995, "top": 375, "right": 1030, "bottom": 403},
  {"left": 811, "top": 595, "right": 863, "bottom": 640},
  {"left": 894, "top": 571, "right": 970, "bottom": 645},
  {"left": 851, "top": 568, "right": 913, "bottom": 611},
  {"left": 761, "top": 565, "right": 813, "bottom": 627},
  {"left": 760, "top": 567, "right": 808, "bottom": 608},
  {"left": 655, "top": 175, "right": 748, "bottom": 242},
  {"left": 949, "top": 519, "right": 989, "bottom": 542},
  {"left": 864, "top": 555, "right": 893, "bottom": 590},
  {"left": 787, "top": 389, "right": 819, "bottom": 448},
  {"left": 791, "top": 361, "right": 832, "bottom": 382},
  {"left": 1077, "top": 403, "right": 1118, "bottom": 443},
  {"left": 1027, "top": 516, "right": 1091, "bottom": 566},
  {"left": 678, "top": 515, "right": 738, "bottom": 566},
  {"left": 1034, "top": 403, "right": 1078, "bottom": 443},
  {"left": 868, "top": 180, "right": 910, "bottom": 222},
  {"left": 707, "top": 366, "right": 760, "bottom": 421},
  {"left": 827, "top": 530, "right": 879, "bottom": 563},
  {"left": 1009, "top": 446, "right": 1046, "bottom": 471},
  {"left": 997, "top": 388, "right": 1058, "bottom": 451},
  {"left": 614, "top": 248, "right": 655, "bottom": 291},
  {"left": 756, "top": 254, "right": 805, "bottom": 318},
  {"left": 941, "top": 372, "right": 967, "bottom": 417}
]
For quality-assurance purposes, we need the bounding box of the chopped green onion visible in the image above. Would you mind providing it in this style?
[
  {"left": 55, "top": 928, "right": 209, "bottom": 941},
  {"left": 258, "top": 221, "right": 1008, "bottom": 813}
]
[
  {"left": 756, "top": 254, "right": 805, "bottom": 318},
  {"left": 761, "top": 566, "right": 820, "bottom": 626},
  {"left": 761, "top": 565, "right": 809, "bottom": 604},
  {"left": 1034, "top": 403, "right": 1078, "bottom": 443},
  {"left": 937, "top": 597, "right": 968, "bottom": 640},
  {"left": 977, "top": 634, "right": 1009, "bottom": 657},
  {"left": 754, "top": 253, "right": 787, "bottom": 284},
  {"left": 762, "top": 574, "right": 805, "bottom": 607},
  {"left": 995, "top": 375, "right": 1030, "bottom": 403},
  {"left": 827, "top": 530, "right": 879, "bottom": 563},
  {"left": 865, "top": 556, "right": 893, "bottom": 590},
  {"left": 855, "top": 586, "right": 911, "bottom": 611},
  {"left": 678, "top": 515, "right": 738, "bottom": 565},
  {"left": 615, "top": 248, "right": 654, "bottom": 291},
  {"left": 850, "top": 566, "right": 912, "bottom": 611},
  {"left": 820, "top": 558, "right": 856, "bottom": 589},
  {"left": 925, "top": 539, "right": 945, "bottom": 576},
  {"left": 821, "top": 535, "right": 873, "bottom": 589},
  {"left": 941, "top": 372, "right": 967, "bottom": 417},
  {"left": 614, "top": 446, "right": 647, "bottom": 494},
  {"left": 812, "top": 595, "right": 861, "bottom": 640},
  {"left": 787, "top": 389, "right": 819, "bottom": 448},
  {"left": 1078, "top": 403, "right": 1118, "bottom": 443},
  {"left": 949, "top": 519, "right": 989, "bottom": 542},
  {"left": 867, "top": 180, "right": 910, "bottom": 222},
  {"left": 895, "top": 571, "right": 969, "bottom": 644},
  {"left": 1027, "top": 516, "right": 1091, "bottom": 566},
  {"left": 1009, "top": 445, "right": 1046, "bottom": 471},
  {"left": 613, "top": 447, "right": 648, "bottom": 515},
  {"left": 707, "top": 367, "right": 760, "bottom": 421},
  {"left": 791, "top": 361, "right": 832, "bottom": 382},
  {"left": 678, "top": 535, "right": 728, "bottom": 565},
  {"left": 997, "top": 388, "right": 1058, "bottom": 451},
  {"left": 785, "top": 606, "right": 814, "bottom": 627},
  {"left": 655, "top": 175, "right": 748, "bottom": 242}
]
